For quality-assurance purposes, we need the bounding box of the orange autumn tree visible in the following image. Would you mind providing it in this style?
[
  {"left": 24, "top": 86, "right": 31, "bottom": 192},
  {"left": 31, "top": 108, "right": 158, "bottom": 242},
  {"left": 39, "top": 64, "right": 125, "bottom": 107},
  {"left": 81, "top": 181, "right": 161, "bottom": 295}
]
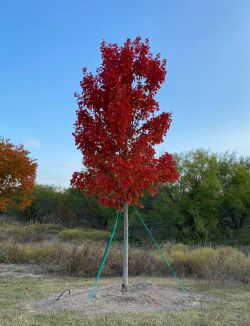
[{"left": 0, "top": 138, "right": 37, "bottom": 211}]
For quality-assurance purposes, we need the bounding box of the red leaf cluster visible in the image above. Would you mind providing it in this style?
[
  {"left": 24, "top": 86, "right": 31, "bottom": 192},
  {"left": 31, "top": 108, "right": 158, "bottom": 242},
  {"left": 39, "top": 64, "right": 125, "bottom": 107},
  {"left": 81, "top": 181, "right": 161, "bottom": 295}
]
[{"left": 71, "top": 37, "right": 179, "bottom": 208}]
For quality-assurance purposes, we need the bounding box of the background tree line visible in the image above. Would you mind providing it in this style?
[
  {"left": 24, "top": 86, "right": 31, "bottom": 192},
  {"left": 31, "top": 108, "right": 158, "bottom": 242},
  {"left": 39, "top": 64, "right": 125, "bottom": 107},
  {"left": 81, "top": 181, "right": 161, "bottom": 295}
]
[{"left": 7, "top": 149, "right": 250, "bottom": 245}]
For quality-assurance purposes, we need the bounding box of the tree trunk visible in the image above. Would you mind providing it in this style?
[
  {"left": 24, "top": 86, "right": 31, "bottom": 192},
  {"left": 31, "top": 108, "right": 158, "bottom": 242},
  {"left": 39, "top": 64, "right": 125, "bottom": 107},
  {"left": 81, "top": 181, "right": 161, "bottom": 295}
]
[{"left": 122, "top": 202, "right": 128, "bottom": 293}]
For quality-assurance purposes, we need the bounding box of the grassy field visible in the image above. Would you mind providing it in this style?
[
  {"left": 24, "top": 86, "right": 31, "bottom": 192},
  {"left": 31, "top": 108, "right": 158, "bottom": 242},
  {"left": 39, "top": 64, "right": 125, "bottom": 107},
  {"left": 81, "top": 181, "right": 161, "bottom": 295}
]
[
  {"left": 0, "top": 219, "right": 249, "bottom": 325},
  {"left": 0, "top": 272, "right": 249, "bottom": 326}
]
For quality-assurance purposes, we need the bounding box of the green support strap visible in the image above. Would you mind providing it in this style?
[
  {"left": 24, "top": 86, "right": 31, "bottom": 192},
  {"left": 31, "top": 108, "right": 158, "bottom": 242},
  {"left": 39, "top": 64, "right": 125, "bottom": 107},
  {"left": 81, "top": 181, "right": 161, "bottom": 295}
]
[
  {"left": 134, "top": 206, "right": 188, "bottom": 293},
  {"left": 88, "top": 209, "right": 121, "bottom": 304}
]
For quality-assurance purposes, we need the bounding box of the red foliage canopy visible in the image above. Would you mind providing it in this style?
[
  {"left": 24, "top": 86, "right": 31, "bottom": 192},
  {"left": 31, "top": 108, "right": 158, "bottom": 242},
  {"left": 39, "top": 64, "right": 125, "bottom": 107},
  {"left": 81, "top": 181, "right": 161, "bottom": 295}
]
[{"left": 71, "top": 37, "right": 179, "bottom": 208}]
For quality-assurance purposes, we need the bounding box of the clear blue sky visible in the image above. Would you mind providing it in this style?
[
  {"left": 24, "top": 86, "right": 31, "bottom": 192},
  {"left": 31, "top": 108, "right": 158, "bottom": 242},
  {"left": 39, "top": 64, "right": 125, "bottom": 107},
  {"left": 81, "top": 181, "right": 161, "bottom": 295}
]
[{"left": 1, "top": 0, "right": 250, "bottom": 187}]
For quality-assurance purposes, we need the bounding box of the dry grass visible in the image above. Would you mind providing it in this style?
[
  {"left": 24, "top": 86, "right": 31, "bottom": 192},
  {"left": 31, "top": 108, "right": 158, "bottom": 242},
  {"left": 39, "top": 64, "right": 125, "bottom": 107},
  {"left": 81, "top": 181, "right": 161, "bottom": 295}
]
[
  {"left": 0, "top": 223, "right": 109, "bottom": 243},
  {"left": 0, "top": 240, "right": 249, "bottom": 282},
  {"left": 0, "top": 223, "right": 62, "bottom": 242},
  {"left": 0, "top": 220, "right": 249, "bottom": 282},
  {"left": 170, "top": 245, "right": 250, "bottom": 282}
]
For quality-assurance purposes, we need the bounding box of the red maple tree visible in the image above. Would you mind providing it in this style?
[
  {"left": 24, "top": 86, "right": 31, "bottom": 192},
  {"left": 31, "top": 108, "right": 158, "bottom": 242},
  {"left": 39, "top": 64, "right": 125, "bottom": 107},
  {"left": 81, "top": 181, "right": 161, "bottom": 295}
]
[{"left": 71, "top": 37, "right": 179, "bottom": 209}]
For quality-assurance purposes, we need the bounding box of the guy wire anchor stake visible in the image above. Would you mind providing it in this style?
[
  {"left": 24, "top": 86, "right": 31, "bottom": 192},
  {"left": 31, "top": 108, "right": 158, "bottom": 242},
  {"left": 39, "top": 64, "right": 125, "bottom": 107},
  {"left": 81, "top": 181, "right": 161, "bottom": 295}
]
[{"left": 56, "top": 289, "right": 71, "bottom": 301}]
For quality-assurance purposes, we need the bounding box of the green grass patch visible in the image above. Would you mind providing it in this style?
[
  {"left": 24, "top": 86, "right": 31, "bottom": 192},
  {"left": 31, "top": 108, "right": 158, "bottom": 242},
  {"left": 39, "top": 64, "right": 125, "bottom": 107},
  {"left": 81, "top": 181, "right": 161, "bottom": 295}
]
[{"left": 59, "top": 228, "right": 109, "bottom": 241}]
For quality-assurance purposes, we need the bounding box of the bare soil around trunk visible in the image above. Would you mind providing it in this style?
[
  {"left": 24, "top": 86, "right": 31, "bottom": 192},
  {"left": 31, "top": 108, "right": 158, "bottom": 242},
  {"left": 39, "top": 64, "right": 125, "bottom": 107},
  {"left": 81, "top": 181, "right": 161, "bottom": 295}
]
[{"left": 23, "top": 280, "right": 213, "bottom": 314}]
